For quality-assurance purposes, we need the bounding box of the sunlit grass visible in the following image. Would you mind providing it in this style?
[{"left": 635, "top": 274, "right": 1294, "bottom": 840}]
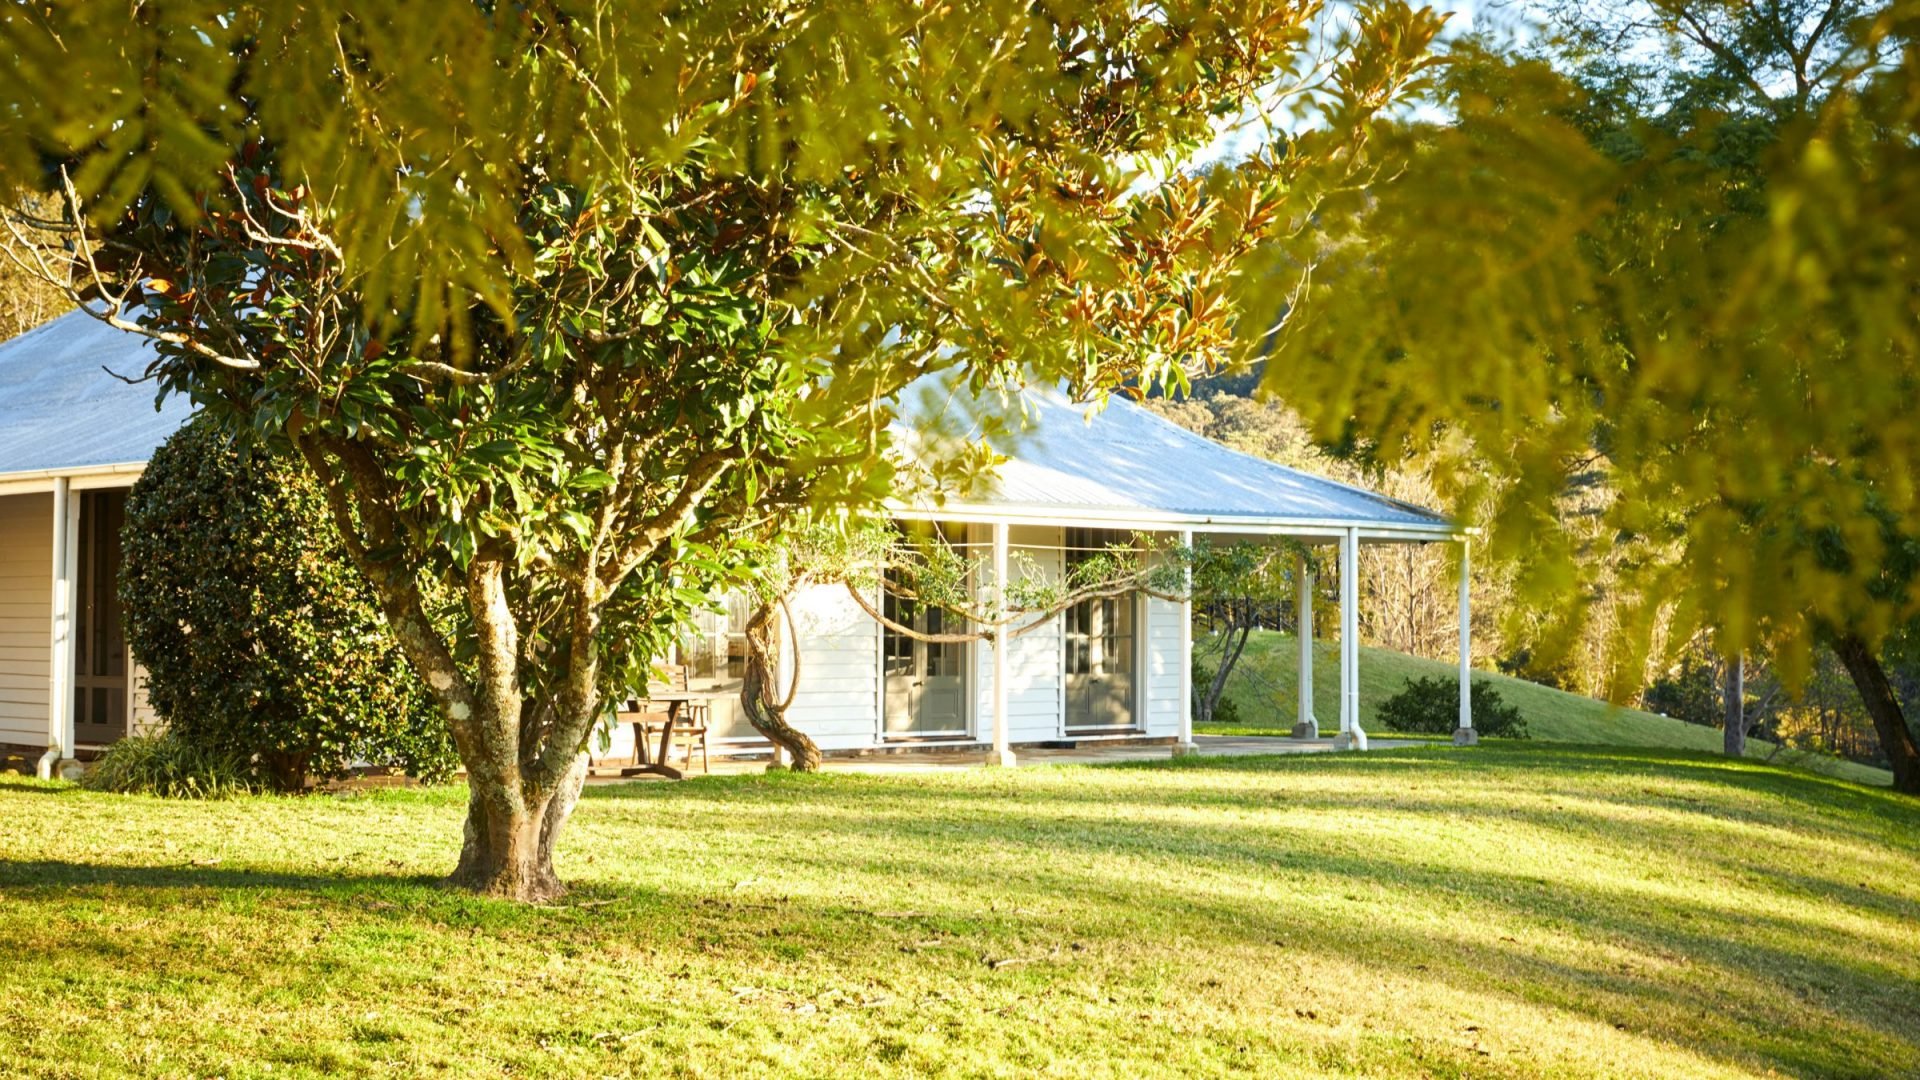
[
  {"left": 2, "top": 745, "right": 1916, "bottom": 1077},
  {"left": 1201, "top": 631, "right": 1892, "bottom": 786}
]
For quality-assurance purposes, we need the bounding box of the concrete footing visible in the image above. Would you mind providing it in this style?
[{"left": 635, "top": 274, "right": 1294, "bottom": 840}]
[
  {"left": 1290, "top": 721, "right": 1318, "bottom": 740},
  {"left": 1332, "top": 731, "right": 1363, "bottom": 751},
  {"left": 987, "top": 748, "right": 1018, "bottom": 768},
  {"left": 1452, "top": 727, "right": 1479, "bottom": 746},
  {"left": 1171, "top": 742, "right": 1200, "bottom": 758}
]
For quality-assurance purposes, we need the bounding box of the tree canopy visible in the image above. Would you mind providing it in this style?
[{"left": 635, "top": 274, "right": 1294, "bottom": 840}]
[{"left": 1265, "top": 0, "right": 1920, "bottom": 787}]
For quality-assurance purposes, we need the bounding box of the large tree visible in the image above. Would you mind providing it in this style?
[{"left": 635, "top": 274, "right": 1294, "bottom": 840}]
[
  {"left": 1267, "top": 0, "right": 1920, "bottom": 788},
  {"left": 0, "top": 2, "right": 1444, "bottom": 897}
]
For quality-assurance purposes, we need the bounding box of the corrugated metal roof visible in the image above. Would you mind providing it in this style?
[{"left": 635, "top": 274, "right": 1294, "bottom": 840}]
[
  {"left": 898, "top": 381, "right": 1451, "bottom": 531},
  {"left": 0, "top": 310, "right": 194, "bottom": 479},
  {"left": 0, "top": 314, "right": 1449, "bottom": 532}
]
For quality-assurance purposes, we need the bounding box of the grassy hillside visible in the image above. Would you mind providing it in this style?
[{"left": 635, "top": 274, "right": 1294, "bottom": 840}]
[
  {"left": 1200, "top": 630, "right": 1891, "bottom": 786},
  {"left": 3, "top": 747, "right": 1917, "bottom": 1077}
]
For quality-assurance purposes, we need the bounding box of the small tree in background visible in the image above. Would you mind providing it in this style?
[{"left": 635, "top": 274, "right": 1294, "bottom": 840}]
[
  {"left": 1188, "top": 539, "right": 1310, "bottom": 725},
  {"left": 122, "top": 417, "right": 456, "bottom": 791}
]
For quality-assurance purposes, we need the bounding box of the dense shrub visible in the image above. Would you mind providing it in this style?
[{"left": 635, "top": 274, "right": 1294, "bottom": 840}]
[
  {"left": 1377, "top": 675, "right": 1529, "bottom": 739},
  {"left": 121, "top": 417, "right": 457, "bottom": 791},
  {"left": 81, "top": 733, "right": 257, "bottom": 799},
  {"left": 1495, "top": 648, "right": 1575, "bottom": 692}
]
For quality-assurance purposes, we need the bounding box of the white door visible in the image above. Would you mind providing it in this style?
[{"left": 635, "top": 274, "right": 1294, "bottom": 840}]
[
  {"left": 1064, "top": 593, "right": 1137, "bottom": 731},
  {"left": 1063, "top": 528, "right": 1138, "bottom": 732},
  {"left": 882, "top": 593, "right": 968, "bottom": 737}
]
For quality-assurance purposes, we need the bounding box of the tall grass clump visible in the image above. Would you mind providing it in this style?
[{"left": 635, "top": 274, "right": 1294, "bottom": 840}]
[{"left": 81, "top": 733, "right": 258, "bottom": 799}]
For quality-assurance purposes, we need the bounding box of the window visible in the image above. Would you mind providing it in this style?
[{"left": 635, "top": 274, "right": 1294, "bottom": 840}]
[{"left": 681, "top": 591, "right": 753, "bottom": 686}]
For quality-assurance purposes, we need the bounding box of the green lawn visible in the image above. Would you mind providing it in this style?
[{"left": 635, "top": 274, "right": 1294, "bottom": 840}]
[
  {"left": 1201, "top": 631, "right": 1892, "bottom": 786},
  {"left": 3, "top": 746, "right": 1918, "bottom": 1077}
]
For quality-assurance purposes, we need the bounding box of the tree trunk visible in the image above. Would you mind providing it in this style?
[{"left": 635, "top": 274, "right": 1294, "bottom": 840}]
[
  {"left": 449, "top": 750, "right": 589, "bottom": 902},
  {"left": 1199, "top": 621, "right": 1251, "bottom": 725},
  {"left": 1724, "top": 652, "right": 1745, "bottom": 758},
  {"left": 740, "top": 598, "right": 821, "bottom": 772},
  {"left": 1833, "top": 634, "right": 1920, "bottom": 795}
]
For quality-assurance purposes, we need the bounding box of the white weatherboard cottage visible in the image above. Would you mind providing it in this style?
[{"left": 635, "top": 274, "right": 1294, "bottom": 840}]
[{"left": 0, "top": 311, "right": 1475, "bottom": 777}]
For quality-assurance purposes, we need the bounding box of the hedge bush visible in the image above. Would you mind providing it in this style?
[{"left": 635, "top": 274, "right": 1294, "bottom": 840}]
[
  {"left": 1376, "top": 675, "right": 1529, "bottom": 739},
  {"left": 121, "top": 417, "right": 457, "bottom": 791}
]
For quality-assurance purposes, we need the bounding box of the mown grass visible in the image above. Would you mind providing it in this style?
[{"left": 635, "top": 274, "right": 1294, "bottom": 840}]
[
  {"left": 1200, "top": 631, "right": 1892, "bottom": 786},
  {"left": 3, "top": 745, "right": 1918, "bottom": 1078}
]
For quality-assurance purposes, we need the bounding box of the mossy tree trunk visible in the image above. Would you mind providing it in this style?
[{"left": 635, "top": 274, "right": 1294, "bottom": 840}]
[
  {"left": 739, "top": 598, "right": 821, "bottom": 772},
  {"left": 299, "top": 435, "right": 613, "bottom": 901},
  {"left": 1833, "top": 635, "right": 1920, "bottom": 795}
]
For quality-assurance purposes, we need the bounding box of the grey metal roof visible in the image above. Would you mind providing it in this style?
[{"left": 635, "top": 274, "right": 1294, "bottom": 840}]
[
  {"left": 0, "top": 312, "right": 1448, "bottom": 531},
  {"left": 0, "top": 309, "right": 194, "bottom": 479},
  {"left": 899, "top": 381, "right": 1451, "bottom": 531}
]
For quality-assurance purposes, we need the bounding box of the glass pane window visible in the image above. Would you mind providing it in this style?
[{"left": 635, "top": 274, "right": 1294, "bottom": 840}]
[{"left": 679, "top": 591, "right": 752, "bottom": 687}]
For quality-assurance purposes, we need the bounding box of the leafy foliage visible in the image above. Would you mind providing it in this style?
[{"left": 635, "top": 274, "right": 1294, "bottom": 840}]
[
  {"left": 1642, "top": 658, "right": 1725, "bottom": 730},
  {"left": 1378, "top": 676, "right": 1529, "bottom": 739},
  {"left": 1266, "top": 3, "right": 1920, "bottom": 705},
  {"left": 121, "top": 417, "right": 456, "bottom": 791},
  {"left": 80, "top": 733, "right": 257, "bottom": 799}
]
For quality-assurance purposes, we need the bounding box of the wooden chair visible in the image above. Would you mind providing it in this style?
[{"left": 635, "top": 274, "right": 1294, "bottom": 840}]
[{"left": 633, "top": 663, "right": 711, "bottom": 776}]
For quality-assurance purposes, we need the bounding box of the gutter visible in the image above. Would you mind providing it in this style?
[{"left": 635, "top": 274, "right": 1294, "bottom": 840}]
[
  {"left": 887, "top": 499, "right": 1471, "bottom": 541},
  {"left": 0, "top": 461, "right": 145, "bottom": 497}
]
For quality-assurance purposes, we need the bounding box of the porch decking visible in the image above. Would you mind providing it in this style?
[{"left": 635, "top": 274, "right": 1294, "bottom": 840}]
[{"left": 586, "top": 733, "right": 1425, "bottom": 780}]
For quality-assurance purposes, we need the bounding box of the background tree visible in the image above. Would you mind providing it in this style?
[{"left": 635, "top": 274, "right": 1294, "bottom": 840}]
[
  {"left": 1265, "top": 0, "right": 1920, "bottom": 790},
  {"left": 734, "top": 516, "right": 895, "bottom": 773},
  {"left": 0, "top": 195, "right": 62, "bottom": 338},
  {"left": 1187, "top": 538, "right": 1311, "bottom": 725},
  {"left": 0, "top": 2, "right": 1446, "bottom": 897}
]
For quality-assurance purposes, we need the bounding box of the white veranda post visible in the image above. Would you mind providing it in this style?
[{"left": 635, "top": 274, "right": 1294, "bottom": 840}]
[
  {"left": 988, "top": 521, "right": 1015, "bottom": 767},
  {"left": 40, "top": 477, "right": 72, "bottom": 779},
  {"left": 1454, "top": 538, "right": 1477, "bottom": 746},
  {"left": 1174, "top": 529, "right": 1196, "bottom": 757},
  {"left": 1335, "top": 527, "right": 1368, "bottom": 751},
  {"left": 1293, "top": 551, "right": 1317, "bottom": 739}
]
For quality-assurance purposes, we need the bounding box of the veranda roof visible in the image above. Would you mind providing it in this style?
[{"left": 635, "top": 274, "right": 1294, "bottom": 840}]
[
  {"left": 894, "top": 381, "right": 1455, "bottom": 539},
  {"left": 0, "top": 310, "right": 191, "bottom": 482},
  {"left": 0, "top": 313, "right": 1454, "bottom": 539}
]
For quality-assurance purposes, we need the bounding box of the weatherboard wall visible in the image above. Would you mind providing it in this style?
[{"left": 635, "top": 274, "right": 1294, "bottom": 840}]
[
  {"left": 786, "top": 579, "right": 884, "bottom": 751},
  {"left": 0, "top": 493, "right": 52, "bottom": 749}
]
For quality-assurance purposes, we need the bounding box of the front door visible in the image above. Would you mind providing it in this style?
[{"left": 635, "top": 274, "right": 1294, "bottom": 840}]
[
  {"left": 882, "top": 593, "right": 968, "bottom": 737},
  {"left": 72, "top": 490, "right": 128, "bottom": 746},
  {"left": 1063, "top": 528, "right": 1138, "bottom": 732}
]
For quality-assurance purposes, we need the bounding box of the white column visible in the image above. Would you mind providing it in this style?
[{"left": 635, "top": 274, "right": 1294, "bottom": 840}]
[
  {"left": 1335, "top": 527, "right": 1368, "bottom": 751},
  {"left": 61, "top": 488, "right": 80, "bottom": 761},
  {"left": 987, "top": 521, "right": 1015, "bottom": 767},
  {"left": 1293, "top": 551, "right": 1317, "bottom": 739},
  {"left": 41, "top": 478, "right": 73, "bottom": 778},
  {"left": 1174, "top": 529, "right": 1196, "bottom": 756},
  {"left": 1454, "top": 537, "right": 1477, "bottom": 746}
]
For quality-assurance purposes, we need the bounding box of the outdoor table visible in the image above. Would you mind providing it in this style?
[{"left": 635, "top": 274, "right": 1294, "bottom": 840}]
[{"left": 619, "top": 689, "right": 729, "bottom": 780}]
